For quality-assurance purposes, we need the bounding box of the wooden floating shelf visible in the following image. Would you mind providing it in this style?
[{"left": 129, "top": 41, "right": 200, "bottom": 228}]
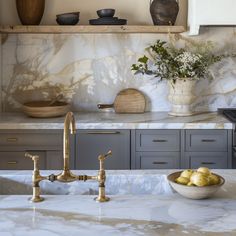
[{"left": 0, "top": 25, "right": 185, "bottom": 34}]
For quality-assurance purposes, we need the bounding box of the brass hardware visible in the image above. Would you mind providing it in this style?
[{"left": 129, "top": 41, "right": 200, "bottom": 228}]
[
  {"left": 152, "top": 139, "right": 167, "bottom": 143},
  {"left": 152, "top": 161, "right": 168, "bottom": 165},
  {"left": 201, "top": 162, "right": 216, "bottom": 165},
  {"left": 7, "top": 161, "right": 18, "bottom": 165},
  {"left": 7, "top": 138, "right": 18, "bottom": 142},
  {"left": 86, "top": 131, "right": 120, "bottom": 135},
  {"left": 26, "top": 112, "right": 111, "bottom": 203},
  {"left": 201, "top": 139, "right": 216, "bottom": 142}
]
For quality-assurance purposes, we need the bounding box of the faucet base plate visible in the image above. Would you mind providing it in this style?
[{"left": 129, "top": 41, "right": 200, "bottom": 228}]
[
  {"left": 94, "top": 196, "right": 110, "bottom": 203},
  {"left": 29, "top": 196, "right": 44, "bottom": 203}
]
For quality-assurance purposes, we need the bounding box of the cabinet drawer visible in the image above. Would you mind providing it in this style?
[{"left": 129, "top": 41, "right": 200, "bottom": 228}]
[
  {"left": 136, "top": 130, "right": 180, "bottom": 152},
  {"left": 186, "top": 152, "right": 228, "bottom": 169},
  {"left": 0, "top": 151, "right": 46, "bottom": 170},
  {"left": 0, "top": 132, "right": 63, "bottom": 149},
  {"left": 185, "top": 130, "right": 228, "bottom": 152},
  {"left": 136, "top": 152, "right": 180, "bottom": 169}
]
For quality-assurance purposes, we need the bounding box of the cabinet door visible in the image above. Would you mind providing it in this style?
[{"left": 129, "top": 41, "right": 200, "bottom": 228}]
[
  {"left": 183, "top": 152, "right": 228, "bottom": 169},
  {"left": 0, "top": 130, "right": 63, "bottom": 151},
  {"left": 0, "top": 151, "right": 46, "bottom": 170},
  {"left": 46, "top": 150, "right": 63, "bottom": 170},
  {"left": 185, "top": 130, "right": 228, "bottom": 152},
  {"left": 136, "top": 130, "right": 180, "bottom": 152},
  {"left": 136, "top": 152, "right": 180, "bottom": 169},
  {"left": 76, "top": 130, "right": 130, "bottom": 170},
  {"left": 232, "top": 148, "right": 236, "bottom": 169}
]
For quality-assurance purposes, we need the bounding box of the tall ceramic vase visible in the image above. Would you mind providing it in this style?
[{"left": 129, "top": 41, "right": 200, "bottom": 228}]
[
  {"left": 168, "top": 79, "right": 196, "bottom": 116},
  {"left": 150, "top": 0, "right": 179, "bottom": 25},
  {"left": 16, "top": 0, "right": 45, "bottom": 25}
]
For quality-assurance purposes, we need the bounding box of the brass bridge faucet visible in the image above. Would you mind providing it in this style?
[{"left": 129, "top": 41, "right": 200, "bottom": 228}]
[{"left": 25, "top": 112, "right": 111, "bottom": 203}]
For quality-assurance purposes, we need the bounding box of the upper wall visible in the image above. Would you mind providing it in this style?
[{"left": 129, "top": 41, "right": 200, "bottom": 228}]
[{"left": 0, "top": 0, "right": 187, "bottom": 27}]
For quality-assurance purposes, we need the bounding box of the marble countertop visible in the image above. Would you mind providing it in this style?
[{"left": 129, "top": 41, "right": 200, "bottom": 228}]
[
  {"left": 1, "top": 170, "right": 236, "bottom": 235},
  {"left": 0, "top": 111, "right": 233, "bottom": 129}
]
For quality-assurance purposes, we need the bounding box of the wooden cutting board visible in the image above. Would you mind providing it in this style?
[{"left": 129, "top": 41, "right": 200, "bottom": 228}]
[{"left": 98, "top": 88, "right": 146, "bottom": 113}]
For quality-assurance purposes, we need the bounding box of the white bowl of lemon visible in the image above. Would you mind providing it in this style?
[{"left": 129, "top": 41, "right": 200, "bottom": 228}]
[{"left": 167, "top": 167, "right": 225, "bottom": 199}]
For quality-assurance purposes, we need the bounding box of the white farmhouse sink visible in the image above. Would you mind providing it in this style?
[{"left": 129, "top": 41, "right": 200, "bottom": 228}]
[{"left": 0, "top": 170, "right": 173, "bottom": 195}]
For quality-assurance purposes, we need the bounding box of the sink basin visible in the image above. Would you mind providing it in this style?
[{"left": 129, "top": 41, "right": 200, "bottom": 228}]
[{"left": 0, "top": 170, "right": 174, "bottom": 195}]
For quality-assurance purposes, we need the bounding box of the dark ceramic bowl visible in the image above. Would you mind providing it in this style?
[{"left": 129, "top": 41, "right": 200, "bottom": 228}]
[
  {"left": 97, "top": 9, "right": 115, "bottom": 18},
  {"left": 56, "top": 12, "right": 80, "bottom": 25}
]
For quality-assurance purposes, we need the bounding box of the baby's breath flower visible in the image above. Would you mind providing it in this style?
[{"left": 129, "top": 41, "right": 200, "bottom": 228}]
[{"left": 132, "top": 39, "right": 226, "bottom": 83}]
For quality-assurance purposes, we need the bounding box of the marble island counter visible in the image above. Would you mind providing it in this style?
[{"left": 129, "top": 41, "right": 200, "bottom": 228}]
[
  {"left": 0, "top": 111, "right": 233, "bottom": 129},
  {"left": 1, "top": 170, "right": 236, "bottom": 235}
]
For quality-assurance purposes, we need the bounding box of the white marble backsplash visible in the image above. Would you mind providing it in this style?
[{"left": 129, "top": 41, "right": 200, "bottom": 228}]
[{"left": 1, "top": 27, "right": 236, "bottom": 112}]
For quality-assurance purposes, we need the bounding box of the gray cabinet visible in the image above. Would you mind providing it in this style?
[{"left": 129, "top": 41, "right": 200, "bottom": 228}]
[
  {"left": 133, "top": 130, "right": 181, "bottom": 169},
  {"left": 133, "top": 129, "right": 232, "bottom": 169},
  {"left": 76, "top": 130, "right": 130, "bottom": 170},
  {"left": 0, "top": 128, "right": 233, "bottom": 170},
  {"left": 183, "top": 152, "right": 228, "bottom": 169},
  {"left": 185, "top": 130, "right": 228, "bottom": 152},
  {"left": 136, "top": 152, "right": 180, "bottom": 169},
  {"left": 136, "top": 130, "right": 180, "bottom": 152},
  {"left": 0, "top": 151, "right": 46, "bottom": 170},
  {"left": 183, "top": 130, "right": 232, "bottom": 169},
  {"left": 0, "top": 130, "right": 64, "bottom": 170},
  {"left": 233, "top": 148, "right": 236, "bottom": 169}
]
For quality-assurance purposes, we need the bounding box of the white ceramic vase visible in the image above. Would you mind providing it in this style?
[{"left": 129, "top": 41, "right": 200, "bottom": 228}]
[{"left": 168, "top": 79, "right": 196, "bottom": 116}]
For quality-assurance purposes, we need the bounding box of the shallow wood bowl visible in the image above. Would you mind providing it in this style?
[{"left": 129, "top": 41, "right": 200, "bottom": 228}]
[
  {"left": 167, "top": 171, "right": 225, "bottom": 199},
  {"left": 22, "top": 101, "right": 70, "bottom": 118}
]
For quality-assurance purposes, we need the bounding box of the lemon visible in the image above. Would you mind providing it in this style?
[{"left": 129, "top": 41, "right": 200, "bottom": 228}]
[
  {"left": 190, "top": 172, "right": 209, "bottom": 187},
  {"left": 180, "top": 169, "right": 194, "bottom": 179},
  {"left": 187, "top": 181, "right": 195, "bottom": 186},
  {"left": 175, "top": 176, "right": 189, "bottom": 185},
  {"left": 197, "top": 167, "right": 211, "bottom": 176},
  {"left": 208, "top": 174, "right": 220, "bottom": 185}
]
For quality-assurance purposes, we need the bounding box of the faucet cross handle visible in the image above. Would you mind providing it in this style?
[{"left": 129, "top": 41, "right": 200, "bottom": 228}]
[
  {"left": 25, "top": 152, "right": 40, "bottom": 171},
  {"left": 98, "top": 150, "right": 112, "bottom": 161},
  {"left": 98, "top": 150, "right": 112, "bottom": 170}
]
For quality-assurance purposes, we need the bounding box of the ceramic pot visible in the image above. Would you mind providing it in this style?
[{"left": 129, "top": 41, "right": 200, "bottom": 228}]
[
  {"left": 150, "top": 0, "right": 179, "bottom": 25},
  {"left": 16, "top": 0, "right": 45, "bottom": 25},
  {"left": 168, "top": 79, "right": 196, "bottom": 116}
]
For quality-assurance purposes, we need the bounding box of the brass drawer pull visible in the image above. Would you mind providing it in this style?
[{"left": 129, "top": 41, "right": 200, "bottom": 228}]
[
  {"left": 7, "top": 161, "right": 18, "bottom": 165},
  {"left": 7, "top": 138, "right": 18, "bottom": 142},
  {"left": 152, "top": 161, "right": 168, "bottom": 165},
  {"left": 201, "top": 139, "right": 216, "bottom": 142},
  {"left": 86, "top": 131, "right": 120, "bottom": 135},
  {"left": 152, "top": 139, "right": 167, "bottom": 143},
  {"left": 201, "top": 162, "right": 216, "bottom": 165}
]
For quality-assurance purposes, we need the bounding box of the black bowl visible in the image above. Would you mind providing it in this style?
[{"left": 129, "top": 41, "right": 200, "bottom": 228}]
[
  {"left": 56, "top": 12, "right": 80, "bottom": 25},
  {"left": 56, "top": 12, "right": 80, "bottom": 18},
  {"left": 97, "top": 9, "right": 115, "bottom": 18}
]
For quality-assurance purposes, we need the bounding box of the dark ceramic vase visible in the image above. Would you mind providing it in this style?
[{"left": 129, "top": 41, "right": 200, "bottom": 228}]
[
  {"left": 150, "top": 0, "right": 179, "bottom": 25},
  {"left": 16, "top": 0, "right": 45, "bottom": 25}
]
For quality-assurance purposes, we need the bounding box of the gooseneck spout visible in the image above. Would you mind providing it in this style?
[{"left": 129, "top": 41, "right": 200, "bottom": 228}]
[
  {"left": 63, "top": 111, "right": 76, "bottom": 171},
  {"left": 56, "top": 112, "right": 77, "bottom": 182}
]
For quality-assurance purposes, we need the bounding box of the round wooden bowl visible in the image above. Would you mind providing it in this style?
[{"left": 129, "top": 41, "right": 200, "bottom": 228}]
[
  {"left": 22, "top": 101, "right": 71, "bottom": 118},
  {"left": 167, "top": 171, "right": 225, "bottom": 199}
]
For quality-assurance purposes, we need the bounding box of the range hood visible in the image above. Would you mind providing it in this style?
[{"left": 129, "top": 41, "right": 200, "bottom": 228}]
[{"left": 188, "top": 0, "right": 236, "bottom": 35}]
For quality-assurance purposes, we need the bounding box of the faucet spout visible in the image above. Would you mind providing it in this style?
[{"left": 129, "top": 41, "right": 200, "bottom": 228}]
[
  {"left": 56, "top": 112, "right": 77, "bottom": 182},
  {"left": 63, "top": 111, "right": 76, "bottom": 171}
]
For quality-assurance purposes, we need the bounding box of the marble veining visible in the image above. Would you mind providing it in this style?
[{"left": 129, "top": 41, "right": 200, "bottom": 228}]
[
  {"left": 1, "top": 170, "right": 236, "bottom": 235},
  {"left": 1, "top": 28, "right": 236, "bottom": 113},
  {"left": 0, "top": 111, "right": 233, "bottom": 129}
]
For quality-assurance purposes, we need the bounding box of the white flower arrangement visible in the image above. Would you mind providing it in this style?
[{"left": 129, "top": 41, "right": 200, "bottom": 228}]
[{"left": 132, "top": 40, "right": 227, "bottom": 83}]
